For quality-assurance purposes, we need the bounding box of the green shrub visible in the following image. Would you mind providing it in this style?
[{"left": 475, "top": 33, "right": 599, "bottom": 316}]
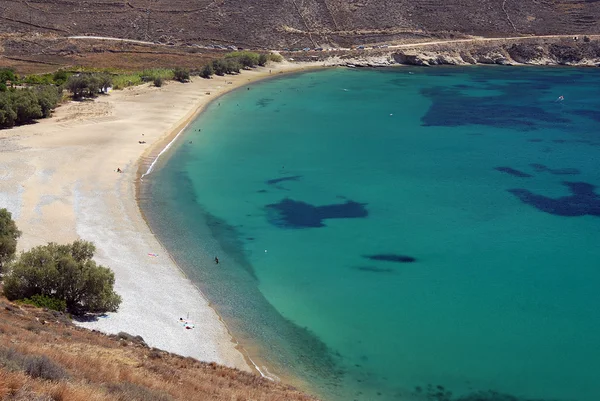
[
  {"left": 268, "top": 53, "right": 283, "bottom": 63},
  {"left": 66, "top": 74, "right": 103, "bottom": 99},
  {"left": 211, "top": 59, "right": 228, "bottom": 76},
  {"left": 173, "top": 67, "right": 190, "bottom": 83},
  {"left": 53, "top": 70, "right": 69, "bottom": 86},
  {"left": 23, "top": 74, "right": 54, "bottom": 85},
  {"left": 199, "top": 64, "right": 214, "bottom": 79},
  {"left": 34, "top": 86, "right": 61, "bottom": 118},
  {"left": 3, "top": 240, "right": 122, "bottom": 315},
  {"left": 0, "top": 208, "right": 21, "bottom": 272},
  {"left": 153, "top": 77, "right": 163, "bottom": 87},
  {"left": 258, "top": 53, "right": 268, "bottom": 66},
  {"left": 226, "top": 51, "right": 260, "bottom": 68},
  {"left": 112, "top": 74, "right": 142, "bottom": 90},
  {"left": 20, "top": 294, "right": 66, "bottom": 312},
  {"left": 0, "top": 93, "right": 17, "bottom": 127},
  {"left": 225, "top": 59, "right": 242, "bottom": 74},
  {"left": 0, "top": 68, "right": 16, "bottom": 84},
  {"left": 12, "top": 90, "right": 43, "bottom": 124}
]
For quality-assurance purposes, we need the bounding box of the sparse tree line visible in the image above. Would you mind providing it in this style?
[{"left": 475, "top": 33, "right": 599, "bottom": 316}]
[
  {"left": 0, "top": 208, "right": 121, "bottom": 315},
  {"left": 199, "top": 51, "right": 282, "bottom": 79},
  {"left": 0, "top": 51, "right": 282, "bottom": 128}
]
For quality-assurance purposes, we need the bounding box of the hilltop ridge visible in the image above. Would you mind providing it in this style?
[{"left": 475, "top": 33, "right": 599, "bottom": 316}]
[{"left": 1, "top": 0, "right": 600, "bottom": 48}]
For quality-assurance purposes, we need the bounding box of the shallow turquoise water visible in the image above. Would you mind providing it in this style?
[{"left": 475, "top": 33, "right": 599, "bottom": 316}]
[{"left": 141, "top": 67, "right": 600, "bottom": 401}]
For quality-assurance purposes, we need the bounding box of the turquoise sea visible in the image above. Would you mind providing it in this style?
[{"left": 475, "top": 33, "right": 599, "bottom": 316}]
[{"left": 140, "top": 67, "right": 600, "bottom": 401}]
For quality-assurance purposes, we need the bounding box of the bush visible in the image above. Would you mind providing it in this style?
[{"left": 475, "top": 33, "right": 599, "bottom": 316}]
[
  {"left": 226, "top": 51, "right": 260, "bottom": 68},
  {"left": 53, "top": 70, "right": 69, "bottom": 86},
  {"left": 0, "top": 93, "right": 17, "bottom": 127},
  {"left": 584, "top": 35, "right": 591, "bottom": 43},
  {"left": 20, "top": 294, "right": 66, "bottom": 312},
  {"left": 225, "top": 59, "right": 242, "bottom": 74},
  {"left": 0, "top": 347, "right": 69, "bottom": 381},
  {"left": 98, "top": 73, "right": 113, "bottom": 93},
  {"left": 0, "top": 208, "right": 21, "bottom": 272},
  {"left": 66, "top": 74, "right": 102, "bottom": 99},
  {"left": 12, "top": 90, "right": 43, "bottom": 124},
  {"left": 268, "top": 53, "right": 283, "bottom": 62},
  {"left": 0, "top": 88, "right": 61, "bottom": 128},
  {"left": 34, "top": 85, "right": 61, "bottom": 118},
  {"left": 199, "top": 64, "right": 213, "bottom": 79},
  {"left": 211, "top": 59, "right": 227, "bottom": 76},
  {"left": 24, "top": 355, "right": 70, "bottom": 381},
  {"left": 112, "top": 73, "right": 142, "bottom": 89},
  {"left": 258, "top": 53, "right": 268, "bottom": 66},
  {"left": 3, "top": 240, "right": 122, "bottom": 315},
  {"left": 173, "top": 67, "right": 190, "bottom": 83},
  {"left": 153, "top": 77, "right": 163, "bottom": 87},
  {"left": 0, "top": 68, "right": 16, "bottom": 84}
]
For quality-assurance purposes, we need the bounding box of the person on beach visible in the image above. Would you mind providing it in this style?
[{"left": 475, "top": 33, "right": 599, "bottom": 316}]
[{"left": 214, "top": 257, "right": 219, "bottom": 265}]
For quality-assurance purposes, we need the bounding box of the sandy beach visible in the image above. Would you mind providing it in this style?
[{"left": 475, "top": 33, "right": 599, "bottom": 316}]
[{"left": 0, "top": 61, "right": 317, "bottom": 372}]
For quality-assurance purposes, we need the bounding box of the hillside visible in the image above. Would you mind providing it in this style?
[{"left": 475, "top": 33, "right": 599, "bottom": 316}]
[
  {"left": 1, "top": 0, "right": 600, "bottom": 48},
  {"left": 0, "top": 295, "right": 316, "bottom": 401}
]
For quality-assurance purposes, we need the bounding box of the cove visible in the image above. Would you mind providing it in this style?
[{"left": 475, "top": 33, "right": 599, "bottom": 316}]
[{"left": 140, "top": 67, "right": 600, "bottom": 401}]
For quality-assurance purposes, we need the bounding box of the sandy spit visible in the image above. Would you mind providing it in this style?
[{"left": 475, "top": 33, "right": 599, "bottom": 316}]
[{"left": 0, "top": 61, "right": 321, "bottom": 371}]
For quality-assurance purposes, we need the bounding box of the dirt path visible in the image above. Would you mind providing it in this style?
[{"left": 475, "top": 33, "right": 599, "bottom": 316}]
[
  {"left": 68, "top": 36, "right": 159, "bottom": 46},
  {"left": 67, "top": 33, "right": 600, "bottom": 52},
  {"left": 389, "top": 34, "right": 600, "bottom": 49}
]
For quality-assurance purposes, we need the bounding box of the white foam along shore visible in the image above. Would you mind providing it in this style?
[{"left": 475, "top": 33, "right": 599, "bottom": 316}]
[{"left": 0, "top": 61, "right": 318, "bottom": 372}]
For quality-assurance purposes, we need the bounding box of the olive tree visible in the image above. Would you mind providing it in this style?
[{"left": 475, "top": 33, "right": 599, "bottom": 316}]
[
  {"left": 0, "top": 208, "right": 21, "bottom": 273},
  {"left": 3, "top": 240, "right": 121, "bottom": 314}
]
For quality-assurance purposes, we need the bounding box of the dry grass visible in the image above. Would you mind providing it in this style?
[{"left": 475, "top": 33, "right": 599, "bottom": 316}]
[{"left": 0, "top": 296, "right": 318, "bottom": 401}]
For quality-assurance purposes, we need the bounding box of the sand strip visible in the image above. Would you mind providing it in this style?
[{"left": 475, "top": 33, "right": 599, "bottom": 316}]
[{"left": 0, "top": 61, "right": 319, "bottom": 371}]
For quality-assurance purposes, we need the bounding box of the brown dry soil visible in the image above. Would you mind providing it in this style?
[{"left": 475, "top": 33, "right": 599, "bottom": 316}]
[
  {"left": 0, "top": 294, "right": 318, "bottom": 401},
  {"left": 0, "top": 34, "right": 228, "bottom": 74},
  {"left": 1, "top": 0, "right": 600, "bottom": 48}
]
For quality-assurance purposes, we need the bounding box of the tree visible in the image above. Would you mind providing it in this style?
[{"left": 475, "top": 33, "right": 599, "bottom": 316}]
[
  {"left": 173, "top": 67, "right": 190, "bottom": 83},
  {"left": 97, "top": 74, "right": 113, "bottom": 93},
  {"left": 0, "top": 208, "right": 21, "bottom": 273},
  {"left": 65, "top": 75, "right": 89, "bottom": 99},
  {"left": 0, "top": 93, "right": 18, "bottom": 127},
  {"left": 34, "top": 86, "right": 61, "bottom": 118},
  {"left": 211, "top": 59, "right": 228, "bottom": 76},
  {"left": 11, "top": 90, "right": 43, "bottom": 125},
  {"left": 53, "top": 70, "right": 69, "bottom": 86},
  {"left": 225, "top": 59, "right": 242, "bottom": 74},
  {"left": 3, "top": 240, "right": 122, "bottom": 314},
  {"left": 199, "top": 64, "right": 213, "bottom": 79},
  {"left": 258, "top": 53, "right": 268, "bottom": 66},
  {"left": 0, "top": 68, "right": 16, "bottom": 85},
  {"left": 66, "top": 74, "right": 102, "bottom": 99},
  {"left": 226, "top": 51, "right": 259, "bottom": 68}
]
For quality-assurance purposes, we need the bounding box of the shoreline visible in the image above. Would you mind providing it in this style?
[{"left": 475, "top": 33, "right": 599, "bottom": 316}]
[
  {"left": 0, "top": 60, "right": 321, "bottom": 377},
  {"left": 134, "top": 61, "right": 327, "bottom": 379}
]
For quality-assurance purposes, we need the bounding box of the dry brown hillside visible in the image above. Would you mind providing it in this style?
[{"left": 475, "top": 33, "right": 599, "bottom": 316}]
[
  {"left": 0, "top": 295, "right": 317, "bottom": 401},
  {"left": 1, "top": 0, "right": 600, "bottom": 48}
]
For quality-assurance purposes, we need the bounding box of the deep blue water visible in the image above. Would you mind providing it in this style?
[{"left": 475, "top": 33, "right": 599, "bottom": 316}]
[{"left": 141, "top": 67, "right": 600, "bottom": 401}]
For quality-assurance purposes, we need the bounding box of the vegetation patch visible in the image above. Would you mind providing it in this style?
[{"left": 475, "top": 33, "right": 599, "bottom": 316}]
[
  {"left": 0, "top": 347, "right": 70, "bottom": 381},
  {"left": 201, "top": 51, "right": 282, "bottom": 79}
]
